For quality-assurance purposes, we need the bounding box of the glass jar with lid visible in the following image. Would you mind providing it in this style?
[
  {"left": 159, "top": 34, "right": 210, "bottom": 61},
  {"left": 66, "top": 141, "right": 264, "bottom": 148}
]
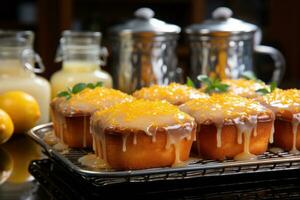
[
  {"left": 50, "top": 31, "right": 112, "bottom": 97},
  {"left": 0, "top": 30, "right": 51, "bottom": 124}
]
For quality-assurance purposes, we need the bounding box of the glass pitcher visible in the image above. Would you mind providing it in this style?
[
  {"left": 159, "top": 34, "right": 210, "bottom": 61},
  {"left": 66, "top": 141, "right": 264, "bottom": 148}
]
[
  {"left": 0, "top": 30, "right": 50, "bottom": 124},
  {"left": 51, "top": 30, "right": 112, "bottom": 97},
  {"left": 109, "top": 8, "right": 181, "bottom": 93},
  {"left": 185, "top": 7, "right": 285, "bottom": 85}
]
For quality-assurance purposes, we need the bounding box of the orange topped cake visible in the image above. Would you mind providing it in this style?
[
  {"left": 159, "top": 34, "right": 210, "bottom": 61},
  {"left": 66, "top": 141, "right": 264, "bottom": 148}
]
[
  {"left": 220, "top": 79, "right": 266, "bottom": 98},
  {"left": 133, "top": 83, "right": 208, "bottom": 105},
  {"left": 50, "top": 85, "right": 134, "bottom": 148},
  {"left": 90, "top": 99, "right": 196, "bottom": 170},
  {"left": 180, "top": 94, "right": 274, "bottom": 160},
  {"left": 257, "top": 89, "right": 300, "bottom": 153}
]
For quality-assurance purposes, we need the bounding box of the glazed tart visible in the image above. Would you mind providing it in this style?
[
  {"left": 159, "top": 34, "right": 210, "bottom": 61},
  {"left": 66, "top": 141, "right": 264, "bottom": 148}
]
[
  {"left": 133, "top": 83, "right": 208, "bottom": 105},
  {"left": 221, "top": 79, "right": 266, "bottom": 98},
  {"left": 180, "top": 94, "right": 274, "bottom": 161},
  {"left": 90, "top": 99, "right": 196, "bottom": 170},
  {"left": 257, "top": 89, "right": 300, "bottom": 153},
  {"left": 50, "top": 87, "right": 134, "bottom": 148}
]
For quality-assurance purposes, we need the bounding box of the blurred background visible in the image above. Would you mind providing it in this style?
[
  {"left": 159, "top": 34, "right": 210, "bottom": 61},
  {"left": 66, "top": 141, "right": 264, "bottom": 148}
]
[{"left": 0, "top": 0, "right": 299, "bottom": 88}]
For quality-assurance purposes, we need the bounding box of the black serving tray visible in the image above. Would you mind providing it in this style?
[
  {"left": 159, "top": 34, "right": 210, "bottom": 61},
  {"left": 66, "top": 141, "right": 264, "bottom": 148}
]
[
  {"left": 29, "top": 159, "right": 300, "bottom": 200},
  {"left": 28, "top": 123, "right": 300, "bottom": 188}
]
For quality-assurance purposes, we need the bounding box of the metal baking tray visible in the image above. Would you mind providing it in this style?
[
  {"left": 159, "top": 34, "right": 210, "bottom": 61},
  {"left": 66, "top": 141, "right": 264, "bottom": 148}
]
[{"left": 28, "top": 123, "right": 300, "bottom": 186}]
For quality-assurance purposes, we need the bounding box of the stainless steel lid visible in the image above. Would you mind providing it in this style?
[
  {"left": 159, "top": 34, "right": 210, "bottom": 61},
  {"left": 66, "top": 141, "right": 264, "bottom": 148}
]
[
  {"left": 185, "top": 7, "right": 257, "bottom": 36},
  {"left": 109, "top": 7, "right": 181, "bottom": 35}
]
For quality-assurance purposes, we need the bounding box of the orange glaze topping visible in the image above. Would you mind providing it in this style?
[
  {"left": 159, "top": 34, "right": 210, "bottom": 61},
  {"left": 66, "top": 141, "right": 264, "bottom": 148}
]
[
  {"left": 222, "top": 79, "right": 266, "bottom": 98},
  {"left": 133, "top": 83, "right": 209, "bottom": 105},
  {"left": 180, "top": 94, "right": 271, "bottom": 125},
  {"left": 54, "top": 87, "right": 134, "bottom": 116},
  {"left": 91, "top": 99, "right": 195, "bottom": 134},
  {"left": 258, "top": 89, "right": 300, "bottom": 114}
]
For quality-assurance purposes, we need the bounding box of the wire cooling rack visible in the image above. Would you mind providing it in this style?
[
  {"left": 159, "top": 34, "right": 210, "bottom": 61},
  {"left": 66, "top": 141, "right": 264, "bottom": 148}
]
[{"left": 28, "top": 123, "right": 300, "bottom": 187}]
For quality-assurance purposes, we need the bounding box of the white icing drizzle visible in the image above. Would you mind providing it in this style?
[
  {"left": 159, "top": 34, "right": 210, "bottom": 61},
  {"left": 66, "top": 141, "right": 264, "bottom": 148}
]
[
  {"left": 133, "top": 132, "right": 137, "bottom": 145},
  {"left": 253, "top": 124, "right": 257, "bottom": 137},
  {"left": 216, "top": 124, "right": 223, "bottom": 148},
  {"left": 237, "top": 127, "right": 243, "bottom": 144},
  {"left": 78, "top": 154, "right": 109, "bottom": 169},
  {"left": 122, "top": 133, "right": 129, "bottom": 152},
  {"left": 269, "top": 111, "right": 275, "bottom": 144},
  {"left": 233, "top": 115, "right": 257, "bottom": 161},
  {"left": 269, "top": 121, "right": 275, "bottom": 144},
  {"left": 290, "top": 113, "right": 300, "bottom": 154},
  {"left": 43, "top": 131, "right": 59, "bottom": 146},
  {"left": 152, "top": 127, "right": 157, "bottom": 143},
  {"left": 53, "top": 142, "right": 69, "bottom": 153},
  {"left": 269, "top": 147, "right": 284, "bottom": 154},
  {"left": 234, "top": 128, "right": 256, "bottom": 161},
  {"left": 43, "top": 130, "right": 68, "bottom": 153}
]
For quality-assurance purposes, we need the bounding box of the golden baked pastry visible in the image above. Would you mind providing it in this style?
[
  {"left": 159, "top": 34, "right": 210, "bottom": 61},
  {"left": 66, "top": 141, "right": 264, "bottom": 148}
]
[
  {"left": 51, "top": 87, "right": 134, "bottom": 148},
  {"left": 180, "top": 94, "right": 274, "bottom": 160},
  {"left": 90, "top": 99, "right": 196, "bottom": 170},
  {"left": 257, "top": 89, "right": 300, "bottom": 153},
  {"left": 133, "top": 83, "right": 208, "bottom": 105}
]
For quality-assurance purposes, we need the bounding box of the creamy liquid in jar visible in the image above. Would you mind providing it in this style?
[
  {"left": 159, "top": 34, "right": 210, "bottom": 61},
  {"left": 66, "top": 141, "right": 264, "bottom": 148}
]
[
  {"left": 0, "top": 60, "right": 51, "bottom": 124},
  {"left": 50, "top": 61, "right": 112, "bottom": 98}
]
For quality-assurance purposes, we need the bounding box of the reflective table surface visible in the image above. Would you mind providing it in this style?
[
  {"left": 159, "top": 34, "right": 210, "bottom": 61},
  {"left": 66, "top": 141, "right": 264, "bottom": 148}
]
[{"left": 1, "top": 135, "right": 300, "bottom": 200}]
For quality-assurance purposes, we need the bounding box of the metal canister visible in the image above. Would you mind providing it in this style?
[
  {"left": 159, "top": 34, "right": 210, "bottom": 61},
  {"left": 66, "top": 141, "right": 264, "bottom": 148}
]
[
  {"left": 185, "top": 7, "right": 285, "bottom": 85},
  {"left": 109, "top": 7, "right": 181, "bottom": 93}
]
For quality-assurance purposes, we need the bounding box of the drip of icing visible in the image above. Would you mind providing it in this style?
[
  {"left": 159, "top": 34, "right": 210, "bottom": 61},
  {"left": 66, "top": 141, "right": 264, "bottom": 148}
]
[
  {"left": 234, "top": 129, "right": 257, "bottom": 161},
  {"left": 122, "top": 134, "right": 129, "bottom": 152},
  {"left": 53, "top": 142, "right": 68, "bottom": 152},
  {"left": 269, "top": 147, "right": 284, "bottom": 154},
  {"left": 237, "top": 128, "right": 243, "bottom": 144},
  {"left": 133, "top": 133, "right": 137, "bottom": 145},
  {"left": 216, "top": 124, "right": 223, "bottom": 148},
  {"left": 290, "top": 114, "right": 300, "bottom": 154},
  {"left": 172, "top": 142, "right": 185, "bottom": 167},
  {"left": 152, "top": 127, "right": 157, "bottom": 143},
  {"left": 165, "top": 124, "right": 194, "bottom": 166},
  {"left": 268, "top": 111, "right": 275, "bottom": 144},
  {"left": 78, "top": 154, "right": 109, "bottom": 169},
  {"left": 43, "top": 131, "right": 59, "bottom": 145},
  {"left": 253, "top": 124, "right": 257, "bottom": 137},
  {"left": 233, "top": 116, "right": 257, "bottom": 161},
  {"left": 269, "top": 121, "right": 275, "bottom": 143}
]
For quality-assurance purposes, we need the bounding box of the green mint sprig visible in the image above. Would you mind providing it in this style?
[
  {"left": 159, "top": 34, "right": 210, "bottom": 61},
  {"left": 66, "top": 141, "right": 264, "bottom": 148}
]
[
  {"left": 197, "top": 75, "right": 229, "bottom": 94},
  {"left": 255, "top": 82, "right": 277, "bottom": 95},
  {"left": 57, "top": 81, "right": 103, "bottom": 100},
  {"left": 186, "top": 77, "right": 196, "bottom": 88}
]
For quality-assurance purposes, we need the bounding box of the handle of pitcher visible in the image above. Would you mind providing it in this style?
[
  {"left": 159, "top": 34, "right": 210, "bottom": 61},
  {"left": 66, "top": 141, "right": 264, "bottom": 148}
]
[
  {"left": 254, "top": 45, "right": 285, "bottom": 84},
  {"left": 22, "top": 48, "right": 45, "bottom": 74}
]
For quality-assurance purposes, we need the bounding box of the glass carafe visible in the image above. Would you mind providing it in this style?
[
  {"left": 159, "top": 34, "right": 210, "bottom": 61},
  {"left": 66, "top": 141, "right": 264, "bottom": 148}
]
[
  {"left": 0, "top": 30, "right": 51, "bottom": 124},
  {"left": 51, "top": 31, "right": 112, "bottom": 97}
]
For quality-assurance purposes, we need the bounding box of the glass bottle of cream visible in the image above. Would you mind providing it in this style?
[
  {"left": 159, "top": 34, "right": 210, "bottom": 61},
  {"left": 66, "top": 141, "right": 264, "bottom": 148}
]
[
  {"left": 50, "top": 31, "right": 112, "bottom": 97},
  {"left": 0, "top": 30, "right": 51, "bottom": 124}
]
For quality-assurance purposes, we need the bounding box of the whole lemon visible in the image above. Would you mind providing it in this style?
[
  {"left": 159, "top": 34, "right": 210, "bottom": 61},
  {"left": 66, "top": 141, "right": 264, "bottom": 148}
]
[
  {"left": 0, "top": 91, "right": 40, "bottom": 134},
  {"left": 0, "top": 109, "right": 14, "bottom": 144}
]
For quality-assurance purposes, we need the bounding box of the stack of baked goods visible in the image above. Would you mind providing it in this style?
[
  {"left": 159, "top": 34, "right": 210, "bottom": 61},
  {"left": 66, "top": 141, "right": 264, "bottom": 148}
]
[{"left": 44, "top": 76, "right": 300, "bottom": 170}]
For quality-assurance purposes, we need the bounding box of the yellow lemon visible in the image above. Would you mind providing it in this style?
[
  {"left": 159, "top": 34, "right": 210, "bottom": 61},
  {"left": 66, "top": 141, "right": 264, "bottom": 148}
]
[
  {"left": 0, "top": 91, "right": 40, "bottom": 134},
  {"left": 0, "top": 109, "right": 14, "bottom": 144}
]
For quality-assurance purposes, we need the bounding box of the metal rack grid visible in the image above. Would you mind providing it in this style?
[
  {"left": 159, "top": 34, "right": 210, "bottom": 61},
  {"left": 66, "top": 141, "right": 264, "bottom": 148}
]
[{"left": 28, "top": 123, "right": 300, "bottom": 187}]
